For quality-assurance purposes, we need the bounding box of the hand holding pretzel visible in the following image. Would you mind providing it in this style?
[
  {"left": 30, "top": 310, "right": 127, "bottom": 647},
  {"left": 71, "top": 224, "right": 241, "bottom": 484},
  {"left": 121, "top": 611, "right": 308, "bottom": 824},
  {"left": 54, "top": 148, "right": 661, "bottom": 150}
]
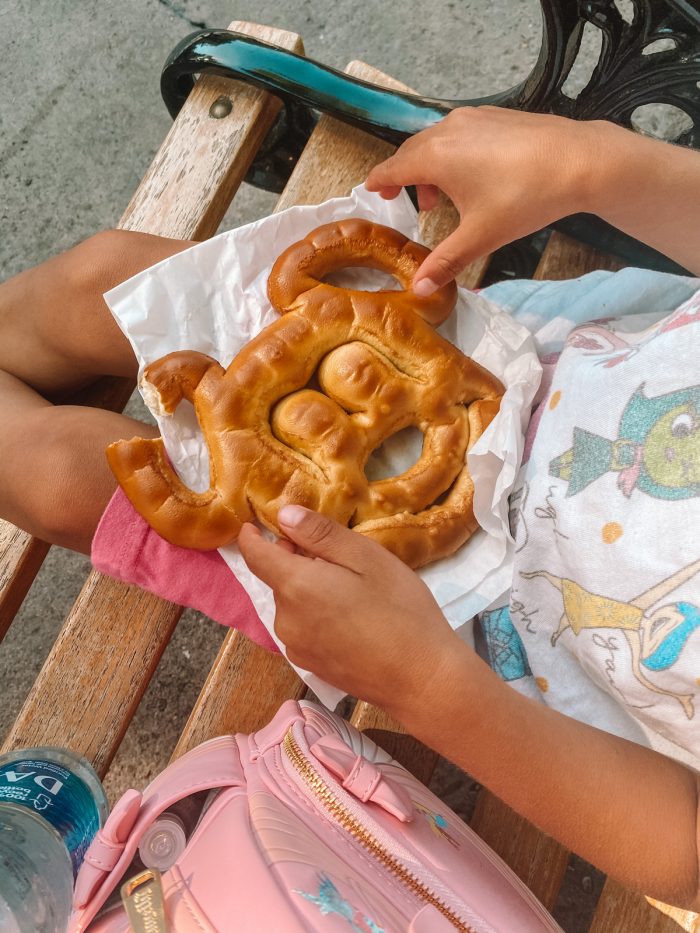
[{"left": 107, "top": 219, "right": 503, "bottom": 568}]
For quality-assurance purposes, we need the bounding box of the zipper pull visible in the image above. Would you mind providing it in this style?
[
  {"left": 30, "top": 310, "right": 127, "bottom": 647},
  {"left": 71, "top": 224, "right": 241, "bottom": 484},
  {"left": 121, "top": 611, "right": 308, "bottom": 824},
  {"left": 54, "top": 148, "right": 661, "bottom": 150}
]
[
  {"left": 310, "top": 735, "right": 414, "bottom": 821},
  {"left": 121, "top": 868, "right": 169, "bottom": 932}
]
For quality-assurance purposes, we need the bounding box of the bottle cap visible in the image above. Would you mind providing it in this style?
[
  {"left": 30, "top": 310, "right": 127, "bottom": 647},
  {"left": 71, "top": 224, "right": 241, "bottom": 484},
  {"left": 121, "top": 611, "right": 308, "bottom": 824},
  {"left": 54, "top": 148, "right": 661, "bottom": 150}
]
[{"left": 138, "top": 815, "right": 187, "bottom": 872}]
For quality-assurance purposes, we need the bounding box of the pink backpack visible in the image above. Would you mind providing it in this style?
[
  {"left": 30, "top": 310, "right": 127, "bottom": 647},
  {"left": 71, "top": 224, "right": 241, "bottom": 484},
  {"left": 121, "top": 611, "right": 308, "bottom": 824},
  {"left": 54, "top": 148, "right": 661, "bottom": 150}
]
[{"left": 70, "top": 699, "right": 561, "bottom": 932}]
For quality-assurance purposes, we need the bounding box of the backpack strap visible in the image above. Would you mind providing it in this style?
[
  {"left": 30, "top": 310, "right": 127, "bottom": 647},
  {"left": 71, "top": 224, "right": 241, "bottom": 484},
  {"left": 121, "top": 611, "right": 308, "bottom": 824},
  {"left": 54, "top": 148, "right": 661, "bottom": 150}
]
[{"left": 71, "top": 734, "right": 243, "bottom": 928}]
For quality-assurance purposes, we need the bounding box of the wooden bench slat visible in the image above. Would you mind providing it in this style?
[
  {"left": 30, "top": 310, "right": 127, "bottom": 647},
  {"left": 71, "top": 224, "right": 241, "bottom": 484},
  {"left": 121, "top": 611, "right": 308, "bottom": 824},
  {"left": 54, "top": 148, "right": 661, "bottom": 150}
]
[
  {"left": 1, "top": 576, "right": 182, "bottom": 777},
  {"left": 172, "top": 632, "right": 304, "bottom": 758},
  {"left": 121, "top": 21, "right": 304, "bottom": 240},
  {"left": 0, "top": 522, "right": 49, "bottom": 644},
  {"left": 535, "top": 230, "right": 624, "bottom": 279},
  {"left": 590, "top": 879, "right": 698, "bottom": 932}
]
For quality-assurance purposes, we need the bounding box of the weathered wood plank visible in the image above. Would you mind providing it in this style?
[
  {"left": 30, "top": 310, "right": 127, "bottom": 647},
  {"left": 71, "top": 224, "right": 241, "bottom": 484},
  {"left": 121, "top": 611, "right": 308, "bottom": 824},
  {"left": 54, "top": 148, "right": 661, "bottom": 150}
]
[
  {"left": 590, "top": 880, "right": 697, "bottom": 932},
  {"left": 173, "top": 632, "right": 305, "bottom": 758},
  {"left": 0, "top": 522, "right": 49, "bottom": 643},
  {"left": 1, "top": 22, "right": 303, "bottom": 773},
  {"left": 121, "top": 21, "right": 304, "bottom": 240},
  {"left": 1, "top": 575, "right": 182, "bottom": 778},
  {"left": 536, "top": 230, "right": 624, "bottom": 280}
]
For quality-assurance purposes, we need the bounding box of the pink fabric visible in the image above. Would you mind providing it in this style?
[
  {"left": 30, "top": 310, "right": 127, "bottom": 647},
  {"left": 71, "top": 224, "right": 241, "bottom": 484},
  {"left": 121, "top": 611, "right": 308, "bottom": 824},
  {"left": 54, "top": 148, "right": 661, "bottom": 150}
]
[{"left": 91, "top": 488, "right": 277, "bottom": 652}]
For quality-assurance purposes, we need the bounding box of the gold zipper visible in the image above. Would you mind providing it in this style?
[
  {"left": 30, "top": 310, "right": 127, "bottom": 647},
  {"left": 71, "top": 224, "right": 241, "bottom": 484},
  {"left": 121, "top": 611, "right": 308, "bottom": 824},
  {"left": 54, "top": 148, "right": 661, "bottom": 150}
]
[{"left": 283, "top": 729, "right": 475, "bottom": 932}]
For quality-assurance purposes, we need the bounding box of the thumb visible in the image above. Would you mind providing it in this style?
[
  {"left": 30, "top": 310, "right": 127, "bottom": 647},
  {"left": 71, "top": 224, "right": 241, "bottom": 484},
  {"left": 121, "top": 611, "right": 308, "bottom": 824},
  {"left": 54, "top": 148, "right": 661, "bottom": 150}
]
[
  {"left": 412, "top": 226, "right": 482, "bottom": 296},
  {"left": 277, "top": 505, "right": 374, "bottom": 573}
]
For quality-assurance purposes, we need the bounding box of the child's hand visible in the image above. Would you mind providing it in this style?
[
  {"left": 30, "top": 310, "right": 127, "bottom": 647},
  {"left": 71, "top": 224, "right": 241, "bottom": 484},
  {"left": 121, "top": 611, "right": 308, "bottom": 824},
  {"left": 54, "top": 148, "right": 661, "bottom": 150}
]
[
  {"left": 365, "top": 107, "right": 604, "bottom": 293},
  {"left": 237, "top": 505, "right": 460, "bottom": 710}
]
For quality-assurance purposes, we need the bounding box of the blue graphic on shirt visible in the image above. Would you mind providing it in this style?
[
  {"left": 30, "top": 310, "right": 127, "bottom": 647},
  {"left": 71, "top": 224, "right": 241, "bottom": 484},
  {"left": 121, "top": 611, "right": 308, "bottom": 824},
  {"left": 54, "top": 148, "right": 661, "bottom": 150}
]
[{"left": 480, "top": 606, "right": 532, "bottom": 681}]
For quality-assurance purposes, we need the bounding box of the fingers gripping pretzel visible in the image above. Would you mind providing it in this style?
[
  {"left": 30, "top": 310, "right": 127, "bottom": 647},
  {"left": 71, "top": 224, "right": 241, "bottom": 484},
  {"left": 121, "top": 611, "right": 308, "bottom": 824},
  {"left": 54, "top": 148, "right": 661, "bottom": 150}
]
[{"left": 107, "top": 219, "right": 503, "bottom": 568}]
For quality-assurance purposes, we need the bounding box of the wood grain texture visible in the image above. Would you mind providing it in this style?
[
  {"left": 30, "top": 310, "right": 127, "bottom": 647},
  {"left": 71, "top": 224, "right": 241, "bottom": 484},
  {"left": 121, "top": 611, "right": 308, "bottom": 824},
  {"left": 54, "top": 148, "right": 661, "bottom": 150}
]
[
  {"left": 172, "top": 631, "right": 305, "bottom": 758},
  {"left": 591, "top": 884, "right": 698, "bottom": 931},
  {"left": 0, "top": 522, "right": 49, "bottom": 643},
  {"left": 535, "top": 231, "right": 624, "bottom": 280},
  {"left": 470, "top": 791, "right": 568, "bottom": 913},
  {"left": 121, "top": 22, "right": 304, "bottom": 240},
  {"left": 1, "top": 574, "right": 182, "bottom": 777},
  {"left": 590, "top": 880, "right": 697, "bottom": 932}
]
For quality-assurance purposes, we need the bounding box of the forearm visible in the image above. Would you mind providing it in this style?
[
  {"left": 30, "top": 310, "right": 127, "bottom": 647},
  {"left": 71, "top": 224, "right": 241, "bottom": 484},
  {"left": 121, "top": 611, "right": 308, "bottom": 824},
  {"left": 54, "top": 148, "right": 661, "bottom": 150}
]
[
  {"left": 389, "top": 640, "right": 700, "bottom": 909},
  {"left": 582, "top": 121, "right": 700, "bottom": 274}
]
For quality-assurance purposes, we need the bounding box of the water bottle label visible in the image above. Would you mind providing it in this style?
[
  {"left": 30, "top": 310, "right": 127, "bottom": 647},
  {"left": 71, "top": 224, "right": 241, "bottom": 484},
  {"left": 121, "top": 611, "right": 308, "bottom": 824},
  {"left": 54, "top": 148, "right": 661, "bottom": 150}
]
[{"left": 0, "top": 758, "right": 100, "bottom": 876}]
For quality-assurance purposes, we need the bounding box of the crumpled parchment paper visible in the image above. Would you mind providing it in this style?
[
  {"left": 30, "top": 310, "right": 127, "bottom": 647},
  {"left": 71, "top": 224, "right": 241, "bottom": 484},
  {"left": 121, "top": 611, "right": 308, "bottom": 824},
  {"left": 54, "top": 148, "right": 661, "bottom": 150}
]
[{"left": 105, "top": 185, "right": 541, "bottom": 706}]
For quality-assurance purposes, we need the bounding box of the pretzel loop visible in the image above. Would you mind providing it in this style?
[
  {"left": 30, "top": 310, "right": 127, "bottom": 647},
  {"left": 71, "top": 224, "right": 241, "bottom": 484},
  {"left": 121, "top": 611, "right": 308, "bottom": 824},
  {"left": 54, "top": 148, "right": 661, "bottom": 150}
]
[{"left": 268, "top": 218, "right": 457, "bottom": 326}]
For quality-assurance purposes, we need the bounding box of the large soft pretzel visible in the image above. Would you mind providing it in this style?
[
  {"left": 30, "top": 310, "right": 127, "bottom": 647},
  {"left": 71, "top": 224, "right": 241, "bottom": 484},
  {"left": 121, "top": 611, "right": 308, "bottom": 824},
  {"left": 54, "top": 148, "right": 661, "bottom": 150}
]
[{"left": 107, "top": 219, "right": 503, "bottom": 568}]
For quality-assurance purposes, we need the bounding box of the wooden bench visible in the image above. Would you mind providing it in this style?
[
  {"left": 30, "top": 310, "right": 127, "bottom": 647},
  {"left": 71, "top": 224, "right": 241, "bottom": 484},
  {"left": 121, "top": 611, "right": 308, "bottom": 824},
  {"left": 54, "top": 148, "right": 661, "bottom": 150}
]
[{"left": 1, "top": 19, "right": 697, "bottom": 933}]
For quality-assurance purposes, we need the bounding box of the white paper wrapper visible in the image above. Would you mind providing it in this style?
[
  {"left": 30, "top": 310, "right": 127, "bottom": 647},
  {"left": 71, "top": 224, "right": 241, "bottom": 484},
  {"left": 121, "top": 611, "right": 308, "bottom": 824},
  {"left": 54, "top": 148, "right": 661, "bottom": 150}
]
[{"left": 105, "top": 186, "right": 541, "bottom": 707}]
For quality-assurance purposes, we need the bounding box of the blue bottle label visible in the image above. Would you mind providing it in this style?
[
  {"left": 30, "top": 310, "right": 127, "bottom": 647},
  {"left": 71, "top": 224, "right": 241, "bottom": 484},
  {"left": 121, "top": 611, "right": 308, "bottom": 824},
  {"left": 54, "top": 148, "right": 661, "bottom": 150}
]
[{"left": 0, "top": 758, "right": 100, "bottom": 876}]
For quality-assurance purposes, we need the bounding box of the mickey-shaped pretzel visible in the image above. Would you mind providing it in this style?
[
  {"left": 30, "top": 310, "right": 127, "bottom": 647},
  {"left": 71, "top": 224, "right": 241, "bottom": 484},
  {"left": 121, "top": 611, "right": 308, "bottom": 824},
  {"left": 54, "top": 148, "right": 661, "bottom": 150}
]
[{"left": 107, "top": 219, "right": 503, "bottom": 569}]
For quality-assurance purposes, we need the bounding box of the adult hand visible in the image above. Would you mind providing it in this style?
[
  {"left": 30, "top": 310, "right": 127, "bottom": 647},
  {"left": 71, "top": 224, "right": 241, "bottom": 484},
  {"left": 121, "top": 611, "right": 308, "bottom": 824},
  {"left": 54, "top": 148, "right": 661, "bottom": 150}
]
[
  {"left": 237, "top": 505, "right": 460, "bottom": 711},
  {"left": 365, "top": 106, "right": 604, "bottom": 293}
]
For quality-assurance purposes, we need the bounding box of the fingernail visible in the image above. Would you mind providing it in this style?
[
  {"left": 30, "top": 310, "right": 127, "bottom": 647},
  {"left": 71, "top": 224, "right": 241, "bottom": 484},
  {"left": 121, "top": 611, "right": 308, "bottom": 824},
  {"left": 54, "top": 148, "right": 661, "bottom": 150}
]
[
  {"left": 278, "top": 505, "right": 309, "bottom": 528},
  {"left": 412, "top": 277, "right": 439, "bottom": 298}
]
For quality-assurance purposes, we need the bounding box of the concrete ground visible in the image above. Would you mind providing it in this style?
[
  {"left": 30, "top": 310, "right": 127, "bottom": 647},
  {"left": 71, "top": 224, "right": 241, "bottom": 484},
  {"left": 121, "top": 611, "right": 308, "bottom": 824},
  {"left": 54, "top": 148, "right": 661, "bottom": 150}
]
[{"left": 1, "top": 2, "right": 607, "bottom": 927}]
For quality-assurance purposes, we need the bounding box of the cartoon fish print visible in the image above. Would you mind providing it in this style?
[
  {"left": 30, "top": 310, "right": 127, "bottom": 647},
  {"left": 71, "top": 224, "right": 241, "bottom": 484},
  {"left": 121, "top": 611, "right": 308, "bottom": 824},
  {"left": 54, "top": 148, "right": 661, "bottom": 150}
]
[
  {"left": 550, "top": 383, "right": 700, "bottom": 499},
  {"left": 521, "top": 558, "right": 700, "bottom": 718}
]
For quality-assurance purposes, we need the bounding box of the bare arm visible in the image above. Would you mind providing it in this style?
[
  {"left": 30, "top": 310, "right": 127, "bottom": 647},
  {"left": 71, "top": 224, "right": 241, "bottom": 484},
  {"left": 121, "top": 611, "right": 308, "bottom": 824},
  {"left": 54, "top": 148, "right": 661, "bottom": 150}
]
[
  {"left": 239, "top": 506, "right": 700, "bottom": 910},
  {"left": 394, "top": 638, "right": 700, "bottom": 909},
  {"left": 587, "top": 122, "right": 700, "bottom": 276},
  {"left": 364, "top": 108, "right": 700, "bottom": 291}
]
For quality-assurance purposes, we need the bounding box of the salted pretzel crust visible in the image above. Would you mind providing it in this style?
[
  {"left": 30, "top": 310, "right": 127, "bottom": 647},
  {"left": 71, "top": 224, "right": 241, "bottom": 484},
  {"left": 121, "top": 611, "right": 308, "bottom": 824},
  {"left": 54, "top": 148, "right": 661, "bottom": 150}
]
[{"left": 107, "top": 219, "right": 503, "bottom": 568}]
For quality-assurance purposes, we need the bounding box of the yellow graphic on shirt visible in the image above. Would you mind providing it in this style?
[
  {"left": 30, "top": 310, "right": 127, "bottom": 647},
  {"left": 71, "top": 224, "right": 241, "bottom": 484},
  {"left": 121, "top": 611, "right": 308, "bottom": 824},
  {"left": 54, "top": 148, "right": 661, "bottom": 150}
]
[{"left": 521, "top": 559, "right": 700, "bottom": 718}]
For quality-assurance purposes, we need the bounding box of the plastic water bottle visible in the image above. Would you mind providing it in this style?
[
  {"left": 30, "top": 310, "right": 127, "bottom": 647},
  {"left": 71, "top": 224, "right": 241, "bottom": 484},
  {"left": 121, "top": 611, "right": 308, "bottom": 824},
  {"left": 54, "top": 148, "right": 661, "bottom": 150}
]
[{"left": 0, "top": 746, "right": 108, "bottom": 933}]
